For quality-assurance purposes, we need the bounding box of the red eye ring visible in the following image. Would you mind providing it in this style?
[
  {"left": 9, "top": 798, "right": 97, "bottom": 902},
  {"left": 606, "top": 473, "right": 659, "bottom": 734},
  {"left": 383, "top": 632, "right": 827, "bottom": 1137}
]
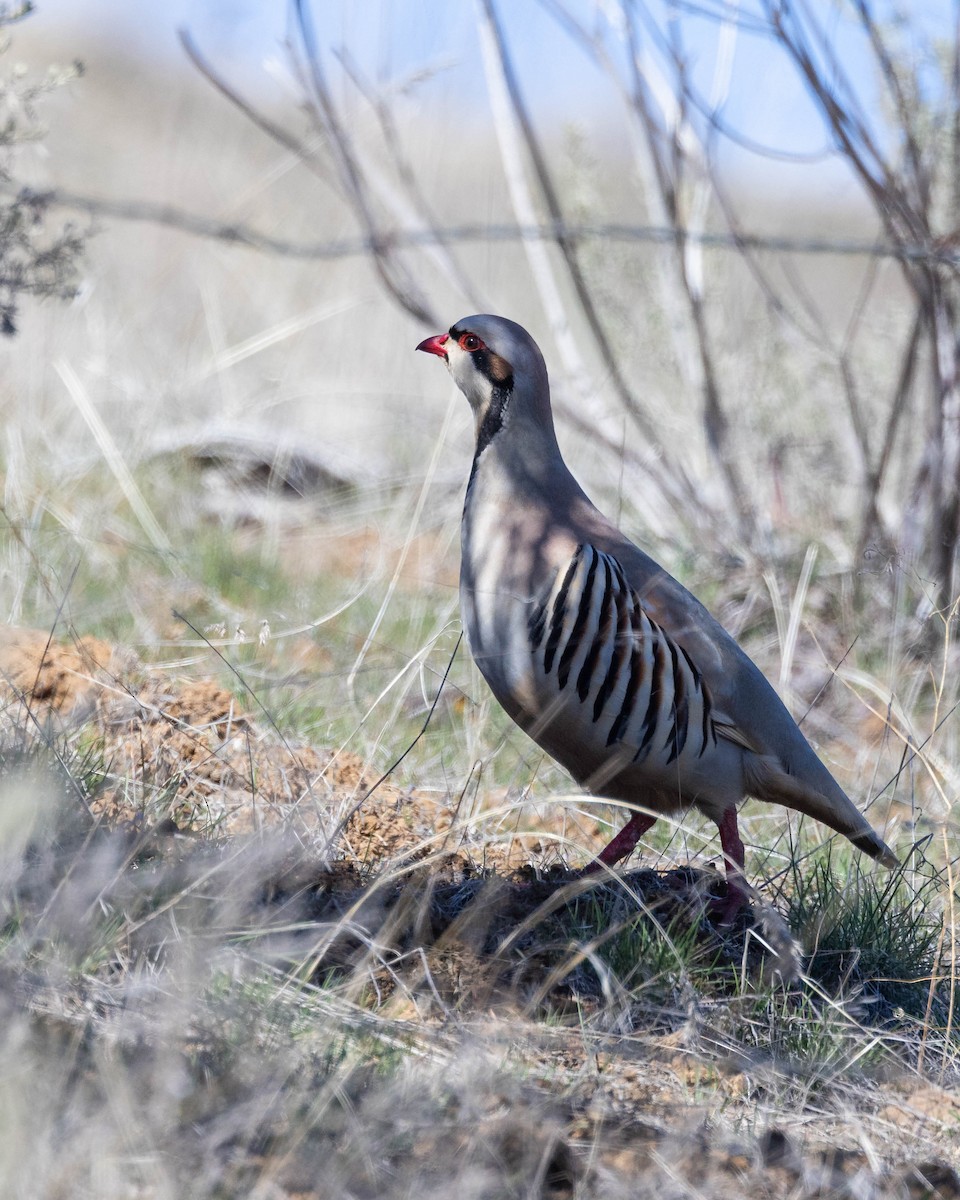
[{"left": 458, "top": 332, "right": 484, "bottom": 352}]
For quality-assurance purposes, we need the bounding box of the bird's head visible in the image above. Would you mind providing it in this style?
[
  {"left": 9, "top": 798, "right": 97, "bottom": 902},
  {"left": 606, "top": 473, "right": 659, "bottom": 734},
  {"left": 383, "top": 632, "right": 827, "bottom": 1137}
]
[{"left": 416, "top": 314, "right": 552, "bottom": 444}]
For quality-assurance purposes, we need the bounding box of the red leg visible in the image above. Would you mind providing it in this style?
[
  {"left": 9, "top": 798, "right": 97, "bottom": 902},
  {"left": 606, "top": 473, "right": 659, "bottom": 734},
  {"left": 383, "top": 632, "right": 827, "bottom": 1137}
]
[
  {"left": 712, "top": 806, "right": 750, "bottom": 924},
  {"left": 582, "top": 810, "right": 657, "bottom": 874}
]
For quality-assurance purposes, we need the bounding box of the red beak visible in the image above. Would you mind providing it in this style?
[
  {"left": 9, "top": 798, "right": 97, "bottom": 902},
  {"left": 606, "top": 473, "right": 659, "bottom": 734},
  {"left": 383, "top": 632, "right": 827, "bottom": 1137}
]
[{"left": 416, "top": 333, "right": 449, "bottom": 359}]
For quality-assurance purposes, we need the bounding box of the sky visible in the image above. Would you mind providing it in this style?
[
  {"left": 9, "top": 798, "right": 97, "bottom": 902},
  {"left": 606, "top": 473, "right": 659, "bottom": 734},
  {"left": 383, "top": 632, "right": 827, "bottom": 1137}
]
[{"left": 21, "top": 0, "right": 958, "bottom": 190}]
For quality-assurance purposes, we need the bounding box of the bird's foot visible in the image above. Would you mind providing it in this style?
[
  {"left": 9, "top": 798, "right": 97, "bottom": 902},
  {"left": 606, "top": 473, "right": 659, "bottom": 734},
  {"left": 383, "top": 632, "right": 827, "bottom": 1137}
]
[{"left": 707, "top": 877, "right": 752, "bottom": 927}]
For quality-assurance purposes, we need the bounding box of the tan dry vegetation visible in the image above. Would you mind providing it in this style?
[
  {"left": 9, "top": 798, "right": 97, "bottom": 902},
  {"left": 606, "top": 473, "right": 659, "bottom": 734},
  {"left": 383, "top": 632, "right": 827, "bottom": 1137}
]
[
  {"left": 0, "top": 620, "right": 578, "bottom": 870},
  {"left": 1, "top": 622, "right": 958, "bottom": 1199}
]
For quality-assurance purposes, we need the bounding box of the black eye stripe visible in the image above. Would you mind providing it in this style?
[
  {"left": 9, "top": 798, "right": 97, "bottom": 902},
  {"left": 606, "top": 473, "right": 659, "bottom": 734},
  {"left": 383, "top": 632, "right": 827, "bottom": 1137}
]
[{"left": 474, "top": 348, "right": 513, "bottom": 391}]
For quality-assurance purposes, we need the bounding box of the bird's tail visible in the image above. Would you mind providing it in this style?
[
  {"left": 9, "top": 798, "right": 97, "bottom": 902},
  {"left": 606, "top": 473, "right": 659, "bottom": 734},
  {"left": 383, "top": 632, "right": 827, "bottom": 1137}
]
[{"left": 744, "top": 753, "right": 898, "bottom": 868}]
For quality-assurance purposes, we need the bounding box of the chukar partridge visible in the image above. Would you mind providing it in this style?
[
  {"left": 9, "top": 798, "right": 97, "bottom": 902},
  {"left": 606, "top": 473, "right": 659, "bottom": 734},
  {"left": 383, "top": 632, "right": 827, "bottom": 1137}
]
[{"left": 417, "top": 315, "right": 896, "bottom": 919}]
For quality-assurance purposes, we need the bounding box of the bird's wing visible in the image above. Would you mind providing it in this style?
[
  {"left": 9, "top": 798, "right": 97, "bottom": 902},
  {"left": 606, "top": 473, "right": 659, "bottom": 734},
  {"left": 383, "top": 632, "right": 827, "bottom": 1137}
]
[{"left": 574, "top": 527, "right": 896, "bottom": 864}]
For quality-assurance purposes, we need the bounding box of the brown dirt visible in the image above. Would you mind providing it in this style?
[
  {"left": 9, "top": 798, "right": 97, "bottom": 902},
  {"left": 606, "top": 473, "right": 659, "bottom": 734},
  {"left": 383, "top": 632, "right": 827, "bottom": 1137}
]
[
  {"left": 0, "top": 625, "right": 124, "bottom": 716},
  {"left": 0, "top": 625, "right": 434, "bottom": 850}
]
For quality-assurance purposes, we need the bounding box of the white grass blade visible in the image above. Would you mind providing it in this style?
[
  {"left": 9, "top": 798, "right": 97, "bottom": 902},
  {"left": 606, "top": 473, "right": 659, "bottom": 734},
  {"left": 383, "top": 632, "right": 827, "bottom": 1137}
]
[
  {"left": 347, "top": 388, "right": 460, "bottom": 690},
  {"left": 780, "top": 542, "right": 818, "bottom": 691},
  {"left": 190, "top": 295, "right": 367, "bottom": 383},
  {"left": 56, "top": 360, "right": 173, "bottom": 556}
]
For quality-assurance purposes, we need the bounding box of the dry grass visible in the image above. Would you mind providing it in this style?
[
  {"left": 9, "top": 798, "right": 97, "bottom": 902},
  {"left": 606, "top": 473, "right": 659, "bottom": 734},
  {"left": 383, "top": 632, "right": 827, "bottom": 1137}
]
[{"left": 0, "top": 591, "right": 955, "bottom": 1198}]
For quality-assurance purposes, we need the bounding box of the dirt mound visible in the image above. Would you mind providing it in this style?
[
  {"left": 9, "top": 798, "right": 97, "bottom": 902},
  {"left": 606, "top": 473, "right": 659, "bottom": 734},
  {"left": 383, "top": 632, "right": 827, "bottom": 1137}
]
[
  {"left": 0, "top": 625, "right": 596, "bottom": 874},
  {"left": 0, "top": 625, "right": 123, "bottom": 715},
  {"left": 0, "top": 625, "right": 542, "bottom": 870}
]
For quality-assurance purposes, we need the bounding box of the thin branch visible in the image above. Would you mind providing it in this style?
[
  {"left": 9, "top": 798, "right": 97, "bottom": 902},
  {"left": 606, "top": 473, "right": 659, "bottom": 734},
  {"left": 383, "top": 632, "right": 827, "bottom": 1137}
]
[
  {"left": 620, "top": 2, "right": 754, "bottom": 534},
  {"left": 952, "top": 0, "right": 960, "bottom": 220},
  {"left": 335, "top": 47, "right": 483, "bottom": 308},
  {"left": 929, "top": 281, "right": 960, "bottom": 602},
  {"left": 179, "top": 29, "right": 325, "bottom": 171},
  {"left": 763, "top": 0, "right": 924, "bottom": 261},
  {"left": 852, "top": 0, "right": 929, "bottom": 213},
  {"left": 476, "top": 0, "right": 702, "bottom": 526},
  {"left": 856, "top": 306, "right": 925, "bottom": 563},
  {"left": 477, "top": 0, "right": 681, "bottom": 459},
  {"left": 13, "top": 183, "right": 960, "bottom": 267},
  {"left": 828, "top": 246, "right": 885, "bottom": 481},
  {"left": 289, "top": 0, "right": 436, "bottom": 324}
]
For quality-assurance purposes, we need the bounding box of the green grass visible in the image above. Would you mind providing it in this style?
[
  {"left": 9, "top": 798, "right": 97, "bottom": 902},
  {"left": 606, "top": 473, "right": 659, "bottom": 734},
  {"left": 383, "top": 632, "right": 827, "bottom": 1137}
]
[{"left": 783, "top": 846, "right": 952, "bottom": 1022}]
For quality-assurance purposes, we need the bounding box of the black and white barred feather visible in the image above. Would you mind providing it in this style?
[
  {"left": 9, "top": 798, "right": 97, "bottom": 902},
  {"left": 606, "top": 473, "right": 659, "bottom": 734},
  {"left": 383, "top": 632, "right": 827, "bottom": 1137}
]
[{"left": 528, "top": 543, "right": 717, "bottom": 769}]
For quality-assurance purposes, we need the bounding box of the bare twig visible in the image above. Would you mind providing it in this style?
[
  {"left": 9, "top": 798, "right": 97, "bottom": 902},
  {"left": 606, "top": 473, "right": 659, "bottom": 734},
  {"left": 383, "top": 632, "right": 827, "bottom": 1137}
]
[
  {"left": 619, "top": 1, "right": 754, "bottom": 535},
  {"left": 764, "top": 0, "right": 960, "bottom": 607},
  {"left": 289, "top": 0, "right": 436, "bottom": 324},
  {"left": 475, "top": 0, "right": 703, "bottom": 527},
  {"left": 179, "top": 29, "right": 324, "bottom": 172},
  {"left": 12, "top": 181, "right": 960, "bottom": 267},
  {"left": 476, "top": 1, "right": 684, "bottom": 457},
  {"left": 335, "top": 47, "right": 483, "bottom": 308}
]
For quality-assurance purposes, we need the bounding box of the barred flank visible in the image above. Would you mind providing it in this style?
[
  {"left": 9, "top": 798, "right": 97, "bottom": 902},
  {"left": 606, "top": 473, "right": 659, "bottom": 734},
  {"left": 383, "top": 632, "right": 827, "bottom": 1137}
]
[{"left": 529, "top": 544, "right": 714, "bottom": 768}]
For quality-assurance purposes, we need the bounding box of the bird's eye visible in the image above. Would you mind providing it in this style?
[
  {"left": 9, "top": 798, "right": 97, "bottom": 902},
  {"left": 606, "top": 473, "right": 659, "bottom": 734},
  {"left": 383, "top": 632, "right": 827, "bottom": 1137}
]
[{"left": 459, "top": 333, "right": 484, "bottom": 352}]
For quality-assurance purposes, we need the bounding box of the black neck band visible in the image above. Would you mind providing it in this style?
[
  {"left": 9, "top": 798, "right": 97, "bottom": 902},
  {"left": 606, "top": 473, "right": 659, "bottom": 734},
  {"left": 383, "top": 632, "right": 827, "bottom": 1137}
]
[{"left": 467, "top": 386, "right": 512, "bottom": 490}]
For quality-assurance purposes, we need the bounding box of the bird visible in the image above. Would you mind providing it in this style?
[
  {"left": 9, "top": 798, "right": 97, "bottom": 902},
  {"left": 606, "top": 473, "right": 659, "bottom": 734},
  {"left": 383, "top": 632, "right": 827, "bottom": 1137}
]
[{"left": 416, "top": 314, "right": 897, "bottom": 920}]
